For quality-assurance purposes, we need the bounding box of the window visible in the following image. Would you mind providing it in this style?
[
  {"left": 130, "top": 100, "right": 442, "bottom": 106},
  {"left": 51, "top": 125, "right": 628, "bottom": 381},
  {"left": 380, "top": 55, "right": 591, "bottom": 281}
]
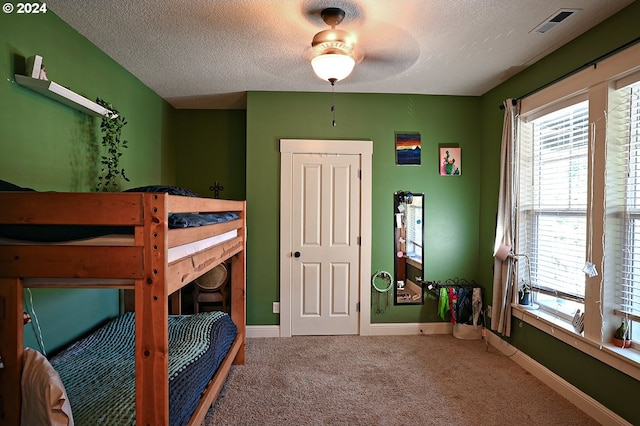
[
  {"left": 512, "top": 42, "right": 640, "bottom": 369},
  {"left": 518, "top": 100, "right": 589, "bottom": 319},
  {"left": 608, "top": 79, "right": 640, "bottom": 342}
]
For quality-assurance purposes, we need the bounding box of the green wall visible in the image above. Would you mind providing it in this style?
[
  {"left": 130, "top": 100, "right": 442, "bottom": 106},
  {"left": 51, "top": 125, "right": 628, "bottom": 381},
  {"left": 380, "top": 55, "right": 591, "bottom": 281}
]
[
  {"left": 478, "top": 2, "right": 640, "bottom": 423},
  {"left": 0, "top": 9, "right": 174, "bottom": 352},
  {"left": 246, "top": 91, "right": 482, "bottom": 325},
  {"left": 173, "top": 109, "right": 246, "bottom": 200}
]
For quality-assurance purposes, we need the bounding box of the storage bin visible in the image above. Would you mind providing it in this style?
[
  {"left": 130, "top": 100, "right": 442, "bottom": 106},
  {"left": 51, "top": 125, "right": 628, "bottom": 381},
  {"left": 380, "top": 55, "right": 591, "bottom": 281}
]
[{"left": 453, "top": 323, "right": 483, "bottom": 340}]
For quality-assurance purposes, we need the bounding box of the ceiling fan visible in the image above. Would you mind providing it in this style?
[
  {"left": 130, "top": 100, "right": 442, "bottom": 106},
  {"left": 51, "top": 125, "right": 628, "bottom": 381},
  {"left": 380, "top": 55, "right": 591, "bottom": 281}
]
[{"left": 303, "top": 5, "right": 418, "bottom": 126}]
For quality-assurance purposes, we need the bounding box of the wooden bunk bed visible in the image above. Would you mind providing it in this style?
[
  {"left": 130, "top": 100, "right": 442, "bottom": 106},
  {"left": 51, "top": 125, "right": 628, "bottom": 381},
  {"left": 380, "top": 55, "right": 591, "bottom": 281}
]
[{"left": 0, "top": 190, "right": 246, "bottom": 425}]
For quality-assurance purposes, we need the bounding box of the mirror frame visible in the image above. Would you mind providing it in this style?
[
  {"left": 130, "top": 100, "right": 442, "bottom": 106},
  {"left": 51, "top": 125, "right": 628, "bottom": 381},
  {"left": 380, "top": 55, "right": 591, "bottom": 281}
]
[{"left": 393, "top": 191, "right": 424, "bottom": 305}]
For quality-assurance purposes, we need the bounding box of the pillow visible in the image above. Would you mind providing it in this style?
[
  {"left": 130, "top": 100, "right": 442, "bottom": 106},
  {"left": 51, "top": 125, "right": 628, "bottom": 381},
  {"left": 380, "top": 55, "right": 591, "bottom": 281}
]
[
  {"left": 21, "top": 348, "right": 74, "bottom": 426},
  {"left": 124, "top": 185, "right": 200, "bottom": 197}
]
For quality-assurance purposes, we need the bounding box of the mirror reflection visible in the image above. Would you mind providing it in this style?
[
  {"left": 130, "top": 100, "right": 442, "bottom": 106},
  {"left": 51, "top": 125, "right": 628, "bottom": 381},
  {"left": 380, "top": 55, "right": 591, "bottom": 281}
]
[{"left": 394, "top": 191, "right": 424, "bottom": 304}]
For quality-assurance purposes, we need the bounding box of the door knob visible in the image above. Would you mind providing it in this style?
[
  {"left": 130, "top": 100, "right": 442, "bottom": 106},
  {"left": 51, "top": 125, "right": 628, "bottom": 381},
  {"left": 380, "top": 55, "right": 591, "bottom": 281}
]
[{"left": 294, "top": 251, "right": 301, "bottom": 258}]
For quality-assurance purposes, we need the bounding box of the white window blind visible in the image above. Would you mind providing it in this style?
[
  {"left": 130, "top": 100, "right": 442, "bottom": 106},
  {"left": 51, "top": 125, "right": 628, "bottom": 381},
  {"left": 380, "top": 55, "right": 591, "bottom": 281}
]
[
  {"left": 607, "top": 79, "right": 640, "bottom": 330},
  {"left": 518, "top": 100, "right": 589, "bottom": 302}
]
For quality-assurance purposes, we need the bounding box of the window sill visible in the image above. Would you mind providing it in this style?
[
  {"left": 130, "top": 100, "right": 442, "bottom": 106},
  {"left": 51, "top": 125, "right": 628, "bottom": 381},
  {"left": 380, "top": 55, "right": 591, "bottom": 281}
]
[
  {"left": 406, "top": 256, "right": 422, "bottom": 269},
  {"left": 511, "top": 304, "right": 640, "bottom": 381}
]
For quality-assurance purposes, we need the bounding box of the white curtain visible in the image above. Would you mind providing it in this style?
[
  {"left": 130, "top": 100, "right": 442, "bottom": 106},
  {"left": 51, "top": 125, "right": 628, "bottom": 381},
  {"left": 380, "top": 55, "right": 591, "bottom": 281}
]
[{"left": 491, "top": 99, "right": 518, "bottom": 336}]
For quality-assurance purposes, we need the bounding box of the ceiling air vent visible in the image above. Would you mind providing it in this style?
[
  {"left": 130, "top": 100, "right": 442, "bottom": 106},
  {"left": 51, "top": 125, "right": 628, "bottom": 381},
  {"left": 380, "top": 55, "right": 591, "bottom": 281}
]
[{"left": 531, "top": 8, "right": 581, "bottom": 34}]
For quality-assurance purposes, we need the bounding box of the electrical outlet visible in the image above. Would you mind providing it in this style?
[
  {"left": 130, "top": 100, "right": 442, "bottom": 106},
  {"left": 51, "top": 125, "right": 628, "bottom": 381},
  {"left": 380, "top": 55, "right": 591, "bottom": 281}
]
[
  {"left": 486, "top": 305, "right": 492, "bottom": 318},
  {"left": 272, "top": 302, "right": 280, "bottom": 314}
]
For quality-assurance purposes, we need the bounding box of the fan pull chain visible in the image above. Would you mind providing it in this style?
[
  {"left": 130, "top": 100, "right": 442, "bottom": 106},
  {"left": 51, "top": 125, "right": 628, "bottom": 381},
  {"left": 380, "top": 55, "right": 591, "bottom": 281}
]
[{"left": 330, "top": 79, "right": 337, "bottom": 126}]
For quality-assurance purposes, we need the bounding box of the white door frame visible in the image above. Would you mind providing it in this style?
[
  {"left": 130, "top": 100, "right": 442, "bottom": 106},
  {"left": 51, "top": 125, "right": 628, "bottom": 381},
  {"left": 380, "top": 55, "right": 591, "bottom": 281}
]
[{"left": 280, "top": 139, "right": 372, "bottom": 337}]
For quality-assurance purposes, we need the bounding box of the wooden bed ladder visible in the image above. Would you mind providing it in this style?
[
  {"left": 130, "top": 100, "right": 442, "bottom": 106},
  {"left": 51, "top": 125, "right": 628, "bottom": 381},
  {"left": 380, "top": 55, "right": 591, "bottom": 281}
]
[{"left": 0, "top": 278, "right": 24, "bottom": 426}]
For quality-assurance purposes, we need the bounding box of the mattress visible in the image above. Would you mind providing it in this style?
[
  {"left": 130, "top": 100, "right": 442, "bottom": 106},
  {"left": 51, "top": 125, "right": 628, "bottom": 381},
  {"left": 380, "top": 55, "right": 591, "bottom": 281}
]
[{"left": 49, "top": 311, "right": 237, "bottom": 426}]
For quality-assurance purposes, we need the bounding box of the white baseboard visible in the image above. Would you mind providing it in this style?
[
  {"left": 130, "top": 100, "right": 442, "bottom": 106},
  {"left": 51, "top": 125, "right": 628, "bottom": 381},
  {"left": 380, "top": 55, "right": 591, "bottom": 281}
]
[
  {"left": 486, "top": 331, "right": 632, "bottom": 426},
  {"left": 367, "top": 322, "right": 453, "bottom": 335},
  {"left": 246, "top": 322, "right": 452, "bottom": 338},
  {"left": 246, "top": 325, "right": 280, "bottom": 338}
]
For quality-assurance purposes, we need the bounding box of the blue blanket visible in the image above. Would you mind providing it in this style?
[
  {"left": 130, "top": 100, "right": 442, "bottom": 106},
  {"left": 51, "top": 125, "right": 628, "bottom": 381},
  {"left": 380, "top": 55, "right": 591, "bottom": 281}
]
[
  {"left": 50, "top": 311, "right": 237, "bottom": 426},
  {"left": 168, "top": 212, "right": 240, "bottom": 228}
]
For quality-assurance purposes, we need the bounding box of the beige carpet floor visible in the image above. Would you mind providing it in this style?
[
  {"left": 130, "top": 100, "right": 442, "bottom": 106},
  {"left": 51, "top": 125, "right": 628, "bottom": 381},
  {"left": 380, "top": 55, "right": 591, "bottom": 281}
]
[{"left": 205, "top": 334, "right": 600, "bottom": 426}]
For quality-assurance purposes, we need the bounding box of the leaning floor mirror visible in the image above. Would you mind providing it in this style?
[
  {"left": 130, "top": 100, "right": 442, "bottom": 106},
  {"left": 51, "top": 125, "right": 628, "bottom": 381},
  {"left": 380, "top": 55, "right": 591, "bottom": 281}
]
[{"left": 393, "top": 191, "right": 424, "bottom": 304}]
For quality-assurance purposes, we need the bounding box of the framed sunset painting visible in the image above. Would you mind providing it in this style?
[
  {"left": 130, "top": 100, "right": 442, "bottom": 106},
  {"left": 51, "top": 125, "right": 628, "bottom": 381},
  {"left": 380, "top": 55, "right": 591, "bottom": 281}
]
[{"left": 395, "top": 132, "right": 421, "bottom": 165}]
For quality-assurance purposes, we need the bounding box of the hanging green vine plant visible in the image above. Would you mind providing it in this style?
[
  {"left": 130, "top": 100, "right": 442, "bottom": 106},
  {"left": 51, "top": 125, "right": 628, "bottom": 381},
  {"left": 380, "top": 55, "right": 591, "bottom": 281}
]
[{"left": 95, "top": 98, "right": 129, "bottom": 192}]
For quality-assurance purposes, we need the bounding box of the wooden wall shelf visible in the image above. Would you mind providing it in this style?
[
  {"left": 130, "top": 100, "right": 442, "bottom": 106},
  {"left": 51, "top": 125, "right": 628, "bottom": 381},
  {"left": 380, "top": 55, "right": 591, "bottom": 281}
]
[{"left": 14, "top": 74, "right": 111, "bottom": 117}]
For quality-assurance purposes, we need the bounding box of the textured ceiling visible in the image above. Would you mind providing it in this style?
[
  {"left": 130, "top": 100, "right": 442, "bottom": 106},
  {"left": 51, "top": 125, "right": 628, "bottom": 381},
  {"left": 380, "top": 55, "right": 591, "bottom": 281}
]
[{"left": 47, "top": 0, "right": 633, "bottom": 109}]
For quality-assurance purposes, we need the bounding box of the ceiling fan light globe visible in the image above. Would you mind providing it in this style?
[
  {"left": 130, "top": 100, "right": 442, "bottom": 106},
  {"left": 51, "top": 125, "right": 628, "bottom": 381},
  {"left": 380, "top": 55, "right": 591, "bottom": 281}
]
[{"left": 311, "top": 54, "right": 355, "bottom": 83}]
